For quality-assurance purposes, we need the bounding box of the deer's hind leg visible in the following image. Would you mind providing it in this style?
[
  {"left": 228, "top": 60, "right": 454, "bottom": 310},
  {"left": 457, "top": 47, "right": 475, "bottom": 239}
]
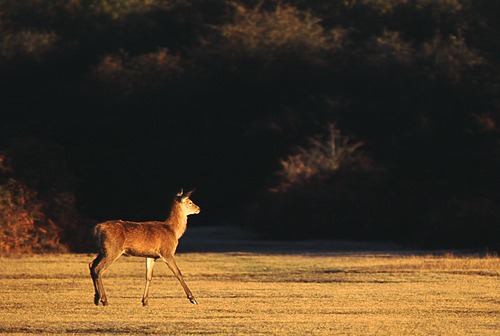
[
  {"left": 89, "top": 250, "right": 122, "bottom": 306},
  {"left": 89, "top": 254, "right": 104, "bottom": 305}
]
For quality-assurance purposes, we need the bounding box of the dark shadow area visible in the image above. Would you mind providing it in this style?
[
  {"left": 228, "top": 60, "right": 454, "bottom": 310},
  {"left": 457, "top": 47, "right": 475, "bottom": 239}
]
[
  {"left": 1, "top": 1, "right": 499, "bottom": 254},
  {"left": 177, "top": 226, "right": 463, "bottom": 255},
  {"left": 179, "top": 226, "right": 496, "bottom": 256}
]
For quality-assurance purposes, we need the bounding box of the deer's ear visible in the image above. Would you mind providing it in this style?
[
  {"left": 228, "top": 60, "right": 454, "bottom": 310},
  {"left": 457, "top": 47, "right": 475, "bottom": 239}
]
[
  {"left": 177, "top": 188, "right": 184, "bottom": 197},
  {"left": 183, "top": 188, "right": 196, "bottom": 199}
]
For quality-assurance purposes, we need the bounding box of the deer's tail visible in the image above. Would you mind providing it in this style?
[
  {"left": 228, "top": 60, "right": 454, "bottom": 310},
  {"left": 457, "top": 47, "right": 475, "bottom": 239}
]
[{"left": 92, "top": 223, "right": 105, "bottom": 252}]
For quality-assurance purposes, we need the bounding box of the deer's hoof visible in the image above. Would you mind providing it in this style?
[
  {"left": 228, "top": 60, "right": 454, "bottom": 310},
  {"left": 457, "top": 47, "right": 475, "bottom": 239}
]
[{"left": 189, "top": 298, "right": 198, "bottom": 305}]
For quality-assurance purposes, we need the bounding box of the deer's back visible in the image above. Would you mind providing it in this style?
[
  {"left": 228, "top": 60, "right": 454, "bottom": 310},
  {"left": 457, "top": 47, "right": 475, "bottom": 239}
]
[{"left": 95, "top": 220, "right": 178, "bottom": 258}]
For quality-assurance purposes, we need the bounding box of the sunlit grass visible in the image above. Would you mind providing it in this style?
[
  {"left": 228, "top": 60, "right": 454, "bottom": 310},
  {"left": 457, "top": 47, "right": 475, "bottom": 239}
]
[{"left": 0, "top": 253, "right": 498, "bottom": 335}]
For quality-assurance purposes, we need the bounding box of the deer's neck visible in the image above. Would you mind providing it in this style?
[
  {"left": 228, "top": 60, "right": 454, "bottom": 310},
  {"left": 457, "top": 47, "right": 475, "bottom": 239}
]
[{"left": 166, "top": 204, "right": 188, "bottom": 239}]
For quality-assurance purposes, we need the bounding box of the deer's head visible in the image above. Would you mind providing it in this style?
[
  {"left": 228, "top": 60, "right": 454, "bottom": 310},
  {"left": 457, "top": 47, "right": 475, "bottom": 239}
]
[{"left": 176, "top": 188, "right": 201, "bottom": 215}]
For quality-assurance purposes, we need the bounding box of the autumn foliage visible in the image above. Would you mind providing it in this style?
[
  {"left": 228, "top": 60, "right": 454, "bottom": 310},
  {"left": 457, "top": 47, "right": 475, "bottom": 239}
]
[{"left": 0, "top": 154, "right": 65, "bottom": 255}]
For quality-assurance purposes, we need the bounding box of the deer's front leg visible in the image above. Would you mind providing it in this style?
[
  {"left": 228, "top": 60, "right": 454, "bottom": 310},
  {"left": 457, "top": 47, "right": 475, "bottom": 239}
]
[
  {"left": 162, "top": 255, "right": 198, "bottom": 304},
  {"left": 142, "top": 258, "right": 156, "bottom": 306}
]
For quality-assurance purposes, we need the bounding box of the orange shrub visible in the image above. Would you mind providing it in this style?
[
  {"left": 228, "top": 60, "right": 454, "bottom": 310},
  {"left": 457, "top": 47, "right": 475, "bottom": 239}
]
[{"left": 0, "top": 155, "right": 66, "bottom": 255}]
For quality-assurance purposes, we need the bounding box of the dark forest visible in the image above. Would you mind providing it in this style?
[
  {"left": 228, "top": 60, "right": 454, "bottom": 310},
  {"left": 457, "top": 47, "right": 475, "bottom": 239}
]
[{"left": 1, "top": 0, "right": 499, "bottom": 253}]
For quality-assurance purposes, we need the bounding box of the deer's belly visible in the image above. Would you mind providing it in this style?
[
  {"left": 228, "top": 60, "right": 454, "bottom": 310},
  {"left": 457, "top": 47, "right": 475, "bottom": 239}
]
[{"left": 123, "top": 248, "right": 160, "bottom": 258}]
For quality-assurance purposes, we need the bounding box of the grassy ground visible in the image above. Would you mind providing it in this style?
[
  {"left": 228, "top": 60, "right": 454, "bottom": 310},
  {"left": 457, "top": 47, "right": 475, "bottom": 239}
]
[{"left": 0, "top": 252, "right": 498, "bottom": 335}]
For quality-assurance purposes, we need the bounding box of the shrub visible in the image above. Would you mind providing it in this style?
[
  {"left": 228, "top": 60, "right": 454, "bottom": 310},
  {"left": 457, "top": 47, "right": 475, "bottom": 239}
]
[
  {"left": 419, "top": 33, "right": 486, "bottom": 83},
  {"left": 215, "top": 3, "right": 343, "bottom": 65},
  {"left": 91, "top": 48, "right": 184, "bottom": 94},
  {"left": 0, "top": 138, "right": 92, "bottom": 254},
  {"left": 271, "top": 124, "right": 374, "bottom": 193},
  {"left": 243, "top": 124, "right": 391, "bottom": 240},
  {"left": 0, "top": 154, "right": 66, "bottom": 255},
  {"left": 0, "top": 30, "right": 59, "bottom": 62},
  {"left": 86, "top": 0, "right": 168, "bottom": 19}
]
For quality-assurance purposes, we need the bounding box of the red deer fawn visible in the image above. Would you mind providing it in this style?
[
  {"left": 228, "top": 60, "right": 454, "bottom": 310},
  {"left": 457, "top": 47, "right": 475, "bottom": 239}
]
[{"left": 89, "top": 189, "right": 200, "bottom": 306}]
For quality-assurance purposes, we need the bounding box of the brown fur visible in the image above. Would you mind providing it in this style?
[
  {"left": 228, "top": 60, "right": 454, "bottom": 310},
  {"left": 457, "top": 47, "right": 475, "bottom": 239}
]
[{"left": 89, "top": 189, "right": 200, "bottom": 306}]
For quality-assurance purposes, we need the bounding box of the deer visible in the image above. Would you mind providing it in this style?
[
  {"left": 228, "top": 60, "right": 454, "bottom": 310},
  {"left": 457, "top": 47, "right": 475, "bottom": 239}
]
[{"left": 89, "top": 188, "right": 200, "bottom": 306}]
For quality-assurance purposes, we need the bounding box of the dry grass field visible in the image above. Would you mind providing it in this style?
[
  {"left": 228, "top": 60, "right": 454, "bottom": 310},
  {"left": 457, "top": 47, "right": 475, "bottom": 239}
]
[{"left": 0, "top": 252, "right": 498, "bottom": 335}]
